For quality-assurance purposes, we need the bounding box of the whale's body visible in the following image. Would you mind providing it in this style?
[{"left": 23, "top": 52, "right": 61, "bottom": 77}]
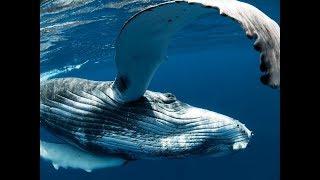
[
  {"left": 41, "top": 78, "right": 251, "bottom": 160},
  {"left": 40, "top": 0, "right": 280, "bottom": 173}
]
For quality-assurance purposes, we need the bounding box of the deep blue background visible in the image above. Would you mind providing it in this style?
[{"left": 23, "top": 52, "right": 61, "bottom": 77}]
[{"left": 40, "top": 0, "right": 279, "bottom": 179}]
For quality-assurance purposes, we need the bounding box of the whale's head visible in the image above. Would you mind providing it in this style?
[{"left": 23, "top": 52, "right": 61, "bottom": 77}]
[{"left": 192, "top": 110, "right": 253, "bottom": 157}]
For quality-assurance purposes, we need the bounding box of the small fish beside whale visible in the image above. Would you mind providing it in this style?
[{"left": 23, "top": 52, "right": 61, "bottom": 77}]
[{"left": 40, "top": 0, "right": 280, "bottom": 172}]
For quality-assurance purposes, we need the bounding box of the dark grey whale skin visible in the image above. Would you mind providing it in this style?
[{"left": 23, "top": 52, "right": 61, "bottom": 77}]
[{"left": 40, "top": 78, "right": 250, "bottom": 160}]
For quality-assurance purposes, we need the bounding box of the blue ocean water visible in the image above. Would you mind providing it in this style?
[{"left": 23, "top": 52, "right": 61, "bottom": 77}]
[{"left": 40, "top": 0, "right": 280, "bottom": 180}]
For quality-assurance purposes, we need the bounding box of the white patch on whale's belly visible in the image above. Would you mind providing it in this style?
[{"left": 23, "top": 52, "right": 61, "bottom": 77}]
[{"left": 40, "top": 140, "right": 126, "bottom": 172}]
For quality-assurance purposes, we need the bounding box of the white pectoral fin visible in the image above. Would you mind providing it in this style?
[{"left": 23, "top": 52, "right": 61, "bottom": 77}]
[
  {"left": 40, "top": 140, "right": 127, "bottom": 172},
  {"left": 114, "top": 0, "right": 280, "bottom": 102}
]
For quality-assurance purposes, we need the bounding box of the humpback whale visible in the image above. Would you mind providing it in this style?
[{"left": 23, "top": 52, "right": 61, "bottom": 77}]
[{"left": 40, "top": 0, "right": 280, "bottom": 172}]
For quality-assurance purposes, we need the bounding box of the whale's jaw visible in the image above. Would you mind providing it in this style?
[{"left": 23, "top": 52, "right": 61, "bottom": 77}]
[{"left": 40, "top": 78, "right": 251, "bottom": 160}]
